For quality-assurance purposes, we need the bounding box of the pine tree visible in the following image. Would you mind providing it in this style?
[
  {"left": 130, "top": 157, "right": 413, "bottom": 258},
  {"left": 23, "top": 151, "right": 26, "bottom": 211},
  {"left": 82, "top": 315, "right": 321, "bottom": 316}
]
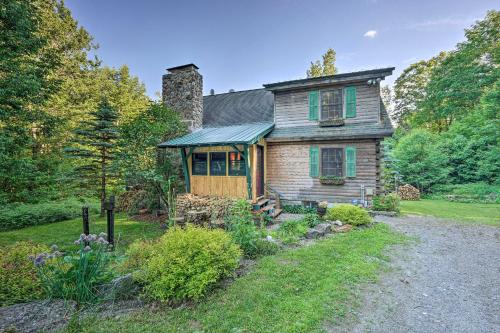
[
  {"left": 307, "top": 48, "right": 338, "bottom": 77},
  {"left": 65, "top": 99, "right": 119, "bottom": 216}
]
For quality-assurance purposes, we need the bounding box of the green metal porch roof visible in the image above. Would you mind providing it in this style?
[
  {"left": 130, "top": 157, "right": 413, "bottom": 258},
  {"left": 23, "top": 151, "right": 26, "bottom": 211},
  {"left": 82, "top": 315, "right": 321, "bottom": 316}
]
[{"left": 158, "top": 122, "right": 274, "bottom": 148}]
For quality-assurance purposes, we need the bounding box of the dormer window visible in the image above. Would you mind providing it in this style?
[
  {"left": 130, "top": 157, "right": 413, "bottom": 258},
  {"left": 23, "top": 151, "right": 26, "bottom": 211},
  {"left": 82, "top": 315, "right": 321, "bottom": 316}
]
[{"left": 320, "top": 89, "right": 343, "bottom": 120}]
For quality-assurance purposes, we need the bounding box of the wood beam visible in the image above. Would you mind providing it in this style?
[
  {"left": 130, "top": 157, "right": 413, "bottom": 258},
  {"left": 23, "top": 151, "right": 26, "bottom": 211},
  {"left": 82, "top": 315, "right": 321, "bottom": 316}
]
[
  {"left": 243, "top": 145, "right": 252, "bottom": 199},
  {"left": 180, "top": 148, "right": 190, "bottom": 193}
]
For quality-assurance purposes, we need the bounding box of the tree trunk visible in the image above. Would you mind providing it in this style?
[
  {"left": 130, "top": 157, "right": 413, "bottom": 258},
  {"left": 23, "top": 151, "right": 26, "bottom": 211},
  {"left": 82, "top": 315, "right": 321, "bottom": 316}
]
[{"left": 100, "top": 148, "right": 106, "bottom": 217}]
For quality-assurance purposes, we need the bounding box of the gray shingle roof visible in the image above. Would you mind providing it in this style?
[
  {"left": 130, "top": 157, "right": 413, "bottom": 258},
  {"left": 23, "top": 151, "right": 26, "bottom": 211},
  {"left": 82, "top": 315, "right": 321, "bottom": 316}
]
[
  {"left": 202, "top": 89, "right": 274, "bottom": 127},
  {"left": 266, "top": 122, "right": 393, "bottom": 142},
  {"left": 158, "top": 122, "right": 274, "bottom": 148}
]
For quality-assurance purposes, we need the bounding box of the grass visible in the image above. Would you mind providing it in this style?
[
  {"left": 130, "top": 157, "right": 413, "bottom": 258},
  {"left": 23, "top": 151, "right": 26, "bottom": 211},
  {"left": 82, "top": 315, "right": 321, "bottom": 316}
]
[
  {"left": 401, "top": 199, "right": 500, "bottom": 226},
  {"left": 0, "top": 213, "right": 164, "bottom": 253},
  {"left": 73, "top": 223, "right": 406, "bottom": 333}
]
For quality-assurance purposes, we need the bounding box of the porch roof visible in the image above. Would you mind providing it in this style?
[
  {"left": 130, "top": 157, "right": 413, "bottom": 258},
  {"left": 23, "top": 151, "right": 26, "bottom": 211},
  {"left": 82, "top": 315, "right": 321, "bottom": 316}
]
[{"left": 158, "top": 122, "right": 274, "bottom": 148}]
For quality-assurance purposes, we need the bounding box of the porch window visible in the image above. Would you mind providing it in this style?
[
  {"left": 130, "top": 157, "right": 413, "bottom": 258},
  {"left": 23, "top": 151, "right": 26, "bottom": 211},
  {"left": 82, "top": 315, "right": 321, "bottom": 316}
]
[
  {"left": 321, "top": 89, "right": 343, "bottom": 120},
  {"left": 192, "top": 153, "right": 208, "bottom": 175},
  {"left": 321, "top": 148, "right": 343, "bottom": 177},
  {"left": 228, "top": 151, "right": 246, "bottom": 176},
  {"left": 210, "top": 152, "right": 227, "bottom": 176}
]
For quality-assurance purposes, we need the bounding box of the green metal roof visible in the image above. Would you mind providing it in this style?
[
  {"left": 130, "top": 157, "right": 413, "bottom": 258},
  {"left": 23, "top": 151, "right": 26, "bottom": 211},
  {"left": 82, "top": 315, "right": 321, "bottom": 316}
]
[{"left": 158, "top": 122, "right": 274, "bottom": 148}]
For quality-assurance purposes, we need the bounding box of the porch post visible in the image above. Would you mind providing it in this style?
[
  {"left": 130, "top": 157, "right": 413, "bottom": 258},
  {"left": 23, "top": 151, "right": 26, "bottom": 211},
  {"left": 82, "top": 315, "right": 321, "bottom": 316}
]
[
  {"left": 243, "top": 144, "right": 252, "bottom": 199},
  {"left": 180, "top": 148, "right": 190, "bottom": 193}
]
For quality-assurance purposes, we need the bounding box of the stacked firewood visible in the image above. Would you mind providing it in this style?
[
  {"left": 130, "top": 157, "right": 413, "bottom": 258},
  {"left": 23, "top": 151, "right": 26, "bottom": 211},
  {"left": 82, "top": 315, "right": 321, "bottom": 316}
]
[
  {"left": 398, "top": 184, "right": 420, "bottom": 200},
  {"left": 176, "top": 193, "right": 236, "bottom": 220}
]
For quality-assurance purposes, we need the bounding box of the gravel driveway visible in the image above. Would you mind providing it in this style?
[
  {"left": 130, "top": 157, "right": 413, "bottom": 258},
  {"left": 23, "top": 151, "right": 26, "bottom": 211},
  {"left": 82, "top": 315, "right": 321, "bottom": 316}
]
[{"left": 329, "top": 215, "right": 500, "bottom": 333}]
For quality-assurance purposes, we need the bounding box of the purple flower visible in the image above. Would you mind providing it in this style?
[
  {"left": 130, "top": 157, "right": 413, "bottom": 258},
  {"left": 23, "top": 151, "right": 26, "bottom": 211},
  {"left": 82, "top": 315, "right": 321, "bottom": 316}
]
[
  {"left": 74, "top": 239, "right": 81, "bottom": 245},
  {"left": 83, "top": 245, "right": 91, "bottom": 252},
  {"left": 53, "top": 251, "right": 63, "bottom": 257},
  {"left": 99, "top": 232, "right": 107, "bottom": 238},
  {"left": 96, "top": 237, "right": 109, "bottom": 245},
  {"left": 34, "top": 255, "right": 45, "bottom": 267}
]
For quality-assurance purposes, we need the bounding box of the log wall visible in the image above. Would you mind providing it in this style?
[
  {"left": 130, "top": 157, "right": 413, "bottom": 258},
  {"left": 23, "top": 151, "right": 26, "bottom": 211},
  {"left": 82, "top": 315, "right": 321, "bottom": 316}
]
[{"left": 266, "top": 140, "right": 379, "bottom": 203}]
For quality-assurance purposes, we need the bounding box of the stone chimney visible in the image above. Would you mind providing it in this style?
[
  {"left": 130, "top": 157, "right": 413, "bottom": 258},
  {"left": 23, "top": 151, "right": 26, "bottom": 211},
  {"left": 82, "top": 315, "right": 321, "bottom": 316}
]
[{"left": 162, "top": 64, "right": 203, "bottom": 132}]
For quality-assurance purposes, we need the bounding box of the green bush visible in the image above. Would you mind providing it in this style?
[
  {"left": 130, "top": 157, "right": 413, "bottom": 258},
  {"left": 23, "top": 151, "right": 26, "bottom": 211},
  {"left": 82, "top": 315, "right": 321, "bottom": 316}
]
[
  {"left": 36, "top": 234, "right": 113, "bottom": 305},
  {"left": 303, "top": 213, "right": 321, "bottom": 227},
  {"left": 282, "top": 204, "right": 316, "bottom": 214},
  {"left": 0, "top": 242, "right": 49, "bottom": 306},
  {"left": 0, "top": 198, "right": 99, "bottom": 231},
  {"left": 136, "top": 226, "right": 241, "bottom": 301},
  {"left": 325, "top": 204, "right": 372, "bottom": 226},
  {"left": 372, "top": 193, "right": 400, "bottom": 212},
  {"left": 252, "top": 239, "right": 279, "bottom": 257},
  {"left": 225, "top": 199, "right": 261, "bottom": 258},
  {"left": 275, "top": 219, "right": 309, "bottom": 244}
]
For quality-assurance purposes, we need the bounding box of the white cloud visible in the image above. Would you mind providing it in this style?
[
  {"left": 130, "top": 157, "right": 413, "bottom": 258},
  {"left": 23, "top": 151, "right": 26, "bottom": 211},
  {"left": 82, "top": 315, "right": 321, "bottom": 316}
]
[{"left": 364, "top": 30, "right": 377, "bottom": 38}]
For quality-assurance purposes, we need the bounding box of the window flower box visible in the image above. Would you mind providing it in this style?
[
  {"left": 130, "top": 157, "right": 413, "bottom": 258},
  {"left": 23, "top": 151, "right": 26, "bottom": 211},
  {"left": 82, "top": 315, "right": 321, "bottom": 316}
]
[
  {"left": 319, "top": 118, "right": 344, "bottom": 127},
  {"left": 319, "top": 176, "right": 345, "bottom": 185}
]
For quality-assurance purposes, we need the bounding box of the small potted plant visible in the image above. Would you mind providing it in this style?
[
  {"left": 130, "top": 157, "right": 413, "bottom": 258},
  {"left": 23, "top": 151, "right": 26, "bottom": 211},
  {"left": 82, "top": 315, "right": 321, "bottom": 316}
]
[
  {"left": 319, "top": 176, "right": 345, "bottom": 185},
  {"left": 317, "top": 201, "right": 328, "bottom": 217}
]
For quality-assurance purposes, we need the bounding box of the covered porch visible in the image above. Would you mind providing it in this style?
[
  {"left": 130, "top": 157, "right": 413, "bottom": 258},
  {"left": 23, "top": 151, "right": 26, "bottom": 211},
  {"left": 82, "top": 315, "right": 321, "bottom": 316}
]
[{"left": 158, "top": 122, "right": 274, "bottom": 201}]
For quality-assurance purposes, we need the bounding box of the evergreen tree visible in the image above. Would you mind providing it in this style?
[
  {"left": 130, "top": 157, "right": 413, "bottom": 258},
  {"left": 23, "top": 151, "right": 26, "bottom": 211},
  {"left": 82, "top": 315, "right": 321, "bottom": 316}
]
[
  {"left": 307, "top": 48, "right": 338, "bottom": 77},
  {"left": 65, "top": 100, "right": 119, "bottom": 216}
]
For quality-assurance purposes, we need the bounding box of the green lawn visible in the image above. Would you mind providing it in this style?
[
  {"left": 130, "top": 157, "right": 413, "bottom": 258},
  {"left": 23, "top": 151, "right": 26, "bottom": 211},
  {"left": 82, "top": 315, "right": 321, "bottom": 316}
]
[
  {"left": 0, "top": 213, "right": 164, "bottom": 252},
  {"left": 74, "top": 224, "right": 406, "bottom": 333},
  {"left": 401, "top": 199, "right": 500, "bottom": 226}
]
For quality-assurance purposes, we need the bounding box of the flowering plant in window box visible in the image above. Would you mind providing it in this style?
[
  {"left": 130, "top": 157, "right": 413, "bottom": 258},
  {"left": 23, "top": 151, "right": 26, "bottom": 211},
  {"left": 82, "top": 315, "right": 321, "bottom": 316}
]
[
  {"left": 319, "top": 176, "right": 345, "bottom": 185},
  {"left": 319, "top": 118, "right": 345, "bottom": 127}
]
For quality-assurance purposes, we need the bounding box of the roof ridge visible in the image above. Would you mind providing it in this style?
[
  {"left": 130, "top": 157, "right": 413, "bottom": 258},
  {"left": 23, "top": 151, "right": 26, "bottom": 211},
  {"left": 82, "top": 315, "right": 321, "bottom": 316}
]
[{"left": 203, "top": 87, "right": 265, "bottom": 98}]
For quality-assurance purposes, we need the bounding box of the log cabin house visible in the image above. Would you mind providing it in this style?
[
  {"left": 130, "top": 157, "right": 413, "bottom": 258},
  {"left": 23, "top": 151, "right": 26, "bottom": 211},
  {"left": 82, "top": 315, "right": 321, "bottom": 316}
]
[{"left": 158, "top": 64, "right": 394, "bottom": 213}]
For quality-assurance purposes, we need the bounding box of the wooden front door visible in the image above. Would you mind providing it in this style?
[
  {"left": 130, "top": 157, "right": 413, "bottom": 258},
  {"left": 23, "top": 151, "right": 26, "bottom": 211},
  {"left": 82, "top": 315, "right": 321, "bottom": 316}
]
[{"left": 256, "top": 145, "right": 264, "bottom": 197}]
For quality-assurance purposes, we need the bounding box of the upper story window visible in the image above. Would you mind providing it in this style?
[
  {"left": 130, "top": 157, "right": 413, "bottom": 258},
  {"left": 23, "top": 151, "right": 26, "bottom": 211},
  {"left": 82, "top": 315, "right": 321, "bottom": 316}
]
[{"left": 320, "top": 89, "right": 343, "bottom": 120}]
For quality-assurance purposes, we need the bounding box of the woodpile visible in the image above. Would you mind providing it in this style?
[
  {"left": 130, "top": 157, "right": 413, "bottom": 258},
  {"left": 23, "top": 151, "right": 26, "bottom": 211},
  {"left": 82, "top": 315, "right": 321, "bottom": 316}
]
[
  {"left": 398, "top": 184, "right": 420, "bottom": 200},
  {"left": 176, "top": 193, "right": 236, "bottom": 222}
]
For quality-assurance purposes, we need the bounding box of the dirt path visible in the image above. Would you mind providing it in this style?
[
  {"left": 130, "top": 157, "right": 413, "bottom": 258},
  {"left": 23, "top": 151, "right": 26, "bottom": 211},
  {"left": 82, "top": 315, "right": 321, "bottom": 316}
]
[{"left": 329, "top": 215, "right": 500, "bottom": 333}]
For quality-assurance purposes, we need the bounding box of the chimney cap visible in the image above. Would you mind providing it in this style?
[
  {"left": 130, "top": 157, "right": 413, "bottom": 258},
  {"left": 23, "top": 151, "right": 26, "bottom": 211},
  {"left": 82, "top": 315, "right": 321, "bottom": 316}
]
[{"left": 166, "top": 63, "right": 199, "bottom": 72}]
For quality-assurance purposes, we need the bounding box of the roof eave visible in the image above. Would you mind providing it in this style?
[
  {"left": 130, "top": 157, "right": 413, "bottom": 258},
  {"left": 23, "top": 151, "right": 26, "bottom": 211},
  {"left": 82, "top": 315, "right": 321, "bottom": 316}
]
[
  {"left": 265, "top": 131, "right": 394, "bottom": 143},
  {"left": 263, "top": 68, "right": 395, "bottom": 92}
]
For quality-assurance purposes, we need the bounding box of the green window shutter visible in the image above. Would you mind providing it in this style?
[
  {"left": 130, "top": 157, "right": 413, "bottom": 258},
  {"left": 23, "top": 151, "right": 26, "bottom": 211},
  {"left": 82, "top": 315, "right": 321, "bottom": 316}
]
[
  {"left": 309, "top": 146, "right": 319, "bottom": 177},
  {"left": 346, "top": 147, "right": 356, "bottom": 177},
  {"left": 308, "top": 91, "right": 319, "bottom": 120},
  {"left": 345, "top": 86, "right": 356, "bottom": 118}
]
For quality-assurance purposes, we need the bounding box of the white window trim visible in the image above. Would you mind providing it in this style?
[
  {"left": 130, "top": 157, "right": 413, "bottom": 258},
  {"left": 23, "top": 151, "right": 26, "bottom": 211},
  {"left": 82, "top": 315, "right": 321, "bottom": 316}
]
[{"left": 319, "top": 88, "right": 344, "bottom": 121}]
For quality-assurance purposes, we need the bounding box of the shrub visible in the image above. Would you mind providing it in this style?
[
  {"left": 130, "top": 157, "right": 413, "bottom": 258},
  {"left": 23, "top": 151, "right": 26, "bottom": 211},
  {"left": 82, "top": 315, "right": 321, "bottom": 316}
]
[
  {"left": 252, "top": 239, "right": 279, "bottom": 257},
  {"left": 325, "top": 204, "right": 372, "bottom": 226},
  {"left": 303, "top": 213, "right": 321, "bottom": 227},
  {"left": 282, "top": 204, "right": 316, "bottom": 214},
  {"left": 120, "top": 239, "right": 157, "bottom": 272},
  {"left": 0, "top": 198, "right": 99, "bottom": 231},
  {"left": 225, "top": 199, "right": 260, "bottom": 258},
  {"left": 372, "top": 193, "right": 400, "bottom": 212},
  {"left": 0, "top": 242, "right": 49, "bottom": 306},
  {"left": 136, "top": 226, "right": 241, "bottom": 301},
  {"left": 35, "top": 234, "right": 113, "bottom": 305},
  {"left": 275, "top": 219, "right": 309, "bottom": 244}
]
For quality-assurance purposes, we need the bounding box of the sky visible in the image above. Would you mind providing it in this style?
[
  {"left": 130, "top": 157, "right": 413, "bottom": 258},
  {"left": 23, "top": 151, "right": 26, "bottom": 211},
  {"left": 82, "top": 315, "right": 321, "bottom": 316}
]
[{"left": 66, "top": 0, "right": 498, "bottom": 98}]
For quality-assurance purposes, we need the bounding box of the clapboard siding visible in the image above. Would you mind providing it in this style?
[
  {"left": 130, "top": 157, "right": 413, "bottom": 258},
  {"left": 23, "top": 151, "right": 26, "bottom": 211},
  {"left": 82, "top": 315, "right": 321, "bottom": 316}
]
[
  {"left": 274, "top": 83, "right": 381, "bottom": 128},
  {"left": 266, "top": 140, "right": 380, "bottom": 203}
]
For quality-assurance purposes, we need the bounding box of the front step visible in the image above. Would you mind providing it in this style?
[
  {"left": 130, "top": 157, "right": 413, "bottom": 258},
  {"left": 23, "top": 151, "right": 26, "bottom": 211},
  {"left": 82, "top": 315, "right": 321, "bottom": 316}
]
[{"left": 252, "top": 198, "right": 269, "bottom": 211}]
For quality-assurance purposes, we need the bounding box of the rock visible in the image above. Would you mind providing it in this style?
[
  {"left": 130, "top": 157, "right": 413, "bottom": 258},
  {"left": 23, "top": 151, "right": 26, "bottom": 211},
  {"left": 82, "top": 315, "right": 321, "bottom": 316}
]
[
  {"left": 329, "top": 220, "right": 342, "bottom": 226},
  {"left": 99, "top": 273, "right": 139, "bottom": 300},
  {"left": 306, "top": 228, "right": 323, "bottom": 239},
  {"left": 0, "top": 300, "right": 76, "bottom": 333},
  {"left": 315, "top": 223, "right": 332, "bottom": 234},
  {"left": 334, "top": 224, "right": 353, "bottom": 233}
]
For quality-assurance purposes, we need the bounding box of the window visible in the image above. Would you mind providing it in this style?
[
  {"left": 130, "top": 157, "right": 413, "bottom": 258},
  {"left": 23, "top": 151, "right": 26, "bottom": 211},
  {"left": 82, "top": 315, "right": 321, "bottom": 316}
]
[
  {"left": 321, "top": 148, "right": 343, "bottom": 177},
  {"left": 192, "top": 153, "right": 208, "bottom": 175},
  {"left": 228, "top": 151, "right": 246, "bottom": 176},
  {"left": 210, "top": 152, "right": 226, "bottom": 176},
  {"left": 321, "top": 89, "right": 343, "bottom": 120}
]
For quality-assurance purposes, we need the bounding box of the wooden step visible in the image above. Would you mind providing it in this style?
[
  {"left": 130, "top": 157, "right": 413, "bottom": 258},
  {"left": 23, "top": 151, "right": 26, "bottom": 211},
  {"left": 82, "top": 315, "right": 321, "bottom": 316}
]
[
  {"left": 252, "top": 198, "right": 270, "bottom": 211},
  {"left": 261, "top": 204, "right": 275, "bottom": 212},
  {"left": 271, "top": 209, "right": 282, "bottom": 218}
]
